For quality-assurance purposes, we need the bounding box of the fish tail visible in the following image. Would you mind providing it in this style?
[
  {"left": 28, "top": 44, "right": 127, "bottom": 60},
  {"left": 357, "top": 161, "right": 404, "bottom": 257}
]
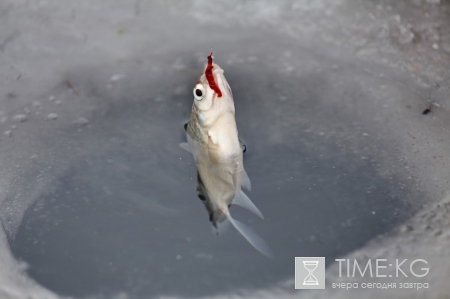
[{"left": 226, "top": 211, "right": 273, "bottom": 258}]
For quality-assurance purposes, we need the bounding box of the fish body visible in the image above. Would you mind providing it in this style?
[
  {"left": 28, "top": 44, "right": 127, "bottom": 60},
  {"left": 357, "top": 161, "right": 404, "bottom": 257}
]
[{"left": 181, "top": 53, "right": 271, "bottom": 257}]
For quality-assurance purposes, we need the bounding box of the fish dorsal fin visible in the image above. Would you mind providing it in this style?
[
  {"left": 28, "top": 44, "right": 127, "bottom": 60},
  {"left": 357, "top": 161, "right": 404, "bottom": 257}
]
[
  {"left": 227, "top": 212, "right": 272, "bottom": 258},
  {"left": 179, "top": 142, "right": 191, "bottom": 153},
  {"left": 232, "top": 190, "right": 263, "bottom": 219}
]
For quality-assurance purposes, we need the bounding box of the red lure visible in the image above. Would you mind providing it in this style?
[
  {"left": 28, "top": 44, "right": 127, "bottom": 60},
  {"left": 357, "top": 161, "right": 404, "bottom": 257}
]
[{"left": 205, "top": 52, "right": 222, "bottom": 97}]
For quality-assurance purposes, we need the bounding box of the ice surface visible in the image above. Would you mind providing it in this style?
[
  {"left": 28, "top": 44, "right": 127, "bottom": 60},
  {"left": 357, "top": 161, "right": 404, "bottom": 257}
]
[{"left": 0, "top": 0, "right": 450, "bottom": 298}]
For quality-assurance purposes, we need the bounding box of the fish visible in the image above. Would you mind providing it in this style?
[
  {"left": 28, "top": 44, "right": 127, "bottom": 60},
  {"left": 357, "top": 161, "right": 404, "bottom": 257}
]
[{"left": 180, "top": 52, "right": 272, "bottom": 257}]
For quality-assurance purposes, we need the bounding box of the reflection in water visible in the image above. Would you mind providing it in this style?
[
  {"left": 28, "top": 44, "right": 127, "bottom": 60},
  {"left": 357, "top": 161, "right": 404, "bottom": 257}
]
[{"left": 181, "top": 53, "right": 271, "bottom": 257}]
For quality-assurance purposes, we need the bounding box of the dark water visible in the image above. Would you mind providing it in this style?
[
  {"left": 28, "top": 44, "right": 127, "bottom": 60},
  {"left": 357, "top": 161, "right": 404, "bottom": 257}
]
[{"left": 10, "top": 43, "right": 415, "bottom": 298}]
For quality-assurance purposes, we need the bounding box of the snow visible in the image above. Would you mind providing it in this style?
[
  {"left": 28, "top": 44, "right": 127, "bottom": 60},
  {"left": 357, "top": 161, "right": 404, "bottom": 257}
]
[{"left": 0, "top": 0, "right": 450, "bottom": 298}]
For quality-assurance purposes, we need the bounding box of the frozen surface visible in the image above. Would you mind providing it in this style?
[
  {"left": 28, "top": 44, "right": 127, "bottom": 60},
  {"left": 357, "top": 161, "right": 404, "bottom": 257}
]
[{"left": 0, "top": 0, "right": 450, "bottom": 298}]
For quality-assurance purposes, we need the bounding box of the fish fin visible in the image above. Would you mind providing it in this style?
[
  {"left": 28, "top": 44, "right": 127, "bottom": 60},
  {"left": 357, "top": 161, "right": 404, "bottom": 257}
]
[
  {"left": 241, "top": 169, "right": 252, "bottom": 191},
  {"left": 184, "top": 122, "right": 188, "bottom": 132},
  {"left": 227, "top": 212, "right": 272, "bottom": 258},
  {"left": 207, "top": 136, "right": 221, "bottom": 164},
  {"left": 211, "top": 218, "right": 231, "bottom": 235},
  {"left": 179, "top": 142, "right": 191, "bottom": 153},
  {"left": 239, "top": 139, "right": 246, "bottom": 153},
  {"left": 232, "top": 190, "right": 263, "bottom": 219}
]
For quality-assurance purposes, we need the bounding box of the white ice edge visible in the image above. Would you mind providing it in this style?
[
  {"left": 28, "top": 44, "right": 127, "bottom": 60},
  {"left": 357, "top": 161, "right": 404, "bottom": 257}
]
[{"left": 0, "top": 0, "right": 450, "bottom": 298}]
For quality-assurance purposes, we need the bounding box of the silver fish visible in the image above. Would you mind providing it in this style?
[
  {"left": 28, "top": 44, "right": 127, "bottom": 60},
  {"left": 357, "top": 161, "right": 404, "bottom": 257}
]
[{"left": 180, "top": 53, "right": 271, "bottom": 257}]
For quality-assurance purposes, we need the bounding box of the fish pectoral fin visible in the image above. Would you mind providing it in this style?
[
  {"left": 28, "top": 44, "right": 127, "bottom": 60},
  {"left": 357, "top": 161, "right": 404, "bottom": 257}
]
[
  {"left": 232, "top": 190, "right": 263, "bottom": 219},
  {"left": 207, "top": 129, "right": 219, "bottom": 145},
  {"left": 207, "top": 135, "right": 221, "bottom": 164},
  {"left": 239, "top": 139, "right": 246, "bottom": 153},
  {"left": 227, "top": 212, "right": 272, "bottom": 258},
  {"left": 179, "top": 142, "right": 191, "bottom": 153}
]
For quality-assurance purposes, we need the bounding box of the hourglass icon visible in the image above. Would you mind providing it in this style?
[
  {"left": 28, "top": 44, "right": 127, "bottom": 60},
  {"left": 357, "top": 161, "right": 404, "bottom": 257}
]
[
  {"left": 295, "top": 257, "right": 324, "bottom": 289},
  {"left": 303, "top": 260, "right": 319, "bottom": 285}
]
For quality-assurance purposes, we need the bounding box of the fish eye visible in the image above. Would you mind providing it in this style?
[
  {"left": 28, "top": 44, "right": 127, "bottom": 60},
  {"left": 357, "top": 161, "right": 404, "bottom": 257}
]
[{"left": 193, "top": 84, "right": 204, "bottom": 101}]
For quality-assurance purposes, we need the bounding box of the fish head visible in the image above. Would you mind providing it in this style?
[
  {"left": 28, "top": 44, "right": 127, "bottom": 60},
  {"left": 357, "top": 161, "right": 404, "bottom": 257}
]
[{"left": 192, "top": 52, "right": 234, "bottom": 124}]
